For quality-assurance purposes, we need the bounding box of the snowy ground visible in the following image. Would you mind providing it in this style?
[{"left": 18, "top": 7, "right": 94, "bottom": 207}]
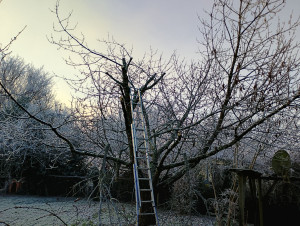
[{"left": 0, "top": 195, "right": 216, "bottom": 225}]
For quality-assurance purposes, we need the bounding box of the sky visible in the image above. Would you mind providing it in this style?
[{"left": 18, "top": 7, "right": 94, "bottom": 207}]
[{"left": 0, "top": 0, "right": 299, "bottom": 104}]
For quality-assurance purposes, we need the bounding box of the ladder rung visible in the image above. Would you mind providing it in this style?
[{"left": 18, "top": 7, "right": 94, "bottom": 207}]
[
  {"left": 139, "top": 213, "right": 155, "bottom": 215},
  {"left": 138, "top": 167, "right": 149, "bottom": 170},
  {"left": 140, "top": 189, "right": 152, "bottom": 191},
  {"left": 141, "top": 200, "right": 153, "bottom": 203},
  {"left": 137, "top": 147, "right": 146, "bottom": 150},
  {"left": 138, "top": 147, "right": 147, "bottom": 150},
  {"left": 138, "top": 178, "right": 150, "bottom": 181},
  {"left": 135, "top": 128, "right": 144, "bottom": 131},
  {"left": 136, "top": 156, "right": 146, "bottom": 159}
]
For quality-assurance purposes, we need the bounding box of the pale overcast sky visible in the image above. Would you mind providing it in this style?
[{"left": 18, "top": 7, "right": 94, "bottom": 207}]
[{"left": 0, "top": 0, "right": 299, "bottom": 104}]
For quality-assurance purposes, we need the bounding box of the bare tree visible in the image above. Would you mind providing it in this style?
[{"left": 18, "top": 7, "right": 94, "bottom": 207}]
[
  {"left": 0, "top": 56, "right": 89, "bottom": 194},
  {"left": 49, "top": 0, "right": 300, "bottom": 186},
  {"left": 0, "top": 56, "right": 53, "bottom": 175}
]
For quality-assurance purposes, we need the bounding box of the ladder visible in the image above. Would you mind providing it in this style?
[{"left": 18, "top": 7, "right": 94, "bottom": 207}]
[{"left": 130, "top": 89, "right": 159, "bottom": 226}]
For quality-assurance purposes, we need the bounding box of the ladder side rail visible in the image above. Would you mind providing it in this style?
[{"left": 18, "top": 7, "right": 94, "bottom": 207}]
[
  {"left": 130, "top": 90, "right": 142, "bottom": 213},
  {"left": 133, "top": 163, "right": 140, "bottom": 221},
  {"left": 132, "top": 120, "right": 143, "bottom": 225},
  {"left": 131, "top": 124, "right": 142, "bottom": 209}
]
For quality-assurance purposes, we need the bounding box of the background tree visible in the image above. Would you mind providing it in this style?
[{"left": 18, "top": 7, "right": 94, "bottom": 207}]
[
  {"left": 0, "top": 56, "right": 53, "bottom": 177},
  {"left": 0, "top": 56, "right": 87, "bottom": 195}
]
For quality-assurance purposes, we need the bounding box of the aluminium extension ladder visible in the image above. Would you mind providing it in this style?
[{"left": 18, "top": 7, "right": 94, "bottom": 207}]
[{"left": 130, "top": 89, "right": 159, "bottom": 226}]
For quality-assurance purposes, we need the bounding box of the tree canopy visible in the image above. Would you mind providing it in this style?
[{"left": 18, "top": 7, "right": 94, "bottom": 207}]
[{"left": 46, "top": 0, "right": 300, "bottom": 189}]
